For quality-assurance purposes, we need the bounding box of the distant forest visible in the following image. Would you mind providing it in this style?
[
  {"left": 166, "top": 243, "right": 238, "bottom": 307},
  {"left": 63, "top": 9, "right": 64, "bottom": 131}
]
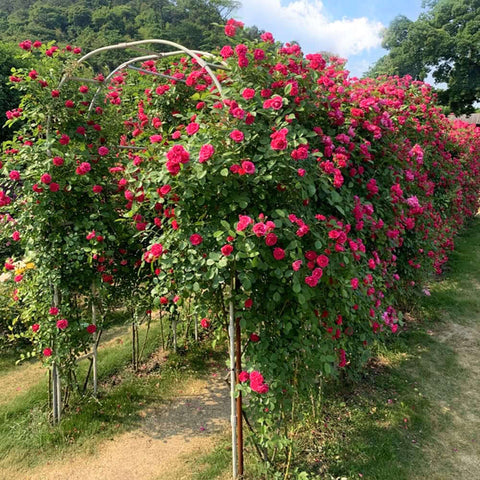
[
  {"left": 0, "top": 0, "right": 240, "bottom": 141},
  {"left": 0, "top": 0, "right": 239, "bottom": 52}
]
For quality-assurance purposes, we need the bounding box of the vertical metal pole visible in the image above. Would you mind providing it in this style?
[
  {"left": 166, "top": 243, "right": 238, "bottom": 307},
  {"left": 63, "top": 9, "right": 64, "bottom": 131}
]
[
  {"left": 91, "top": 289, "right": 98, "bottom": 396},
  {"left": 229, "top": 276, "right": 238, "bottom": 479},
  {"left": 235, "top": 316, "right": 244, "bottom": 477},
  {"left": 55, "top": 364, "right": 61, "bottom": 422},
  {"left": 132, "top": 321, "right": 137, "bottom": 370},
  {"left": 52, "top": 286, "right": 61, "bottom": 424},
  {"left": 159, "top": 310, "right": 165, "bottom": 350},
  {"left": 172, "top": 316, "right": 177, "bottom": 353},
  {"left": 52, "top": 363, "right": 59, "bottom": 423}
]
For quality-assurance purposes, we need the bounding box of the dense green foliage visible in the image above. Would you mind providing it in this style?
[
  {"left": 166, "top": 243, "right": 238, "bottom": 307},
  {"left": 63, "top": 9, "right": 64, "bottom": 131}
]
[
  {"left": 0, "top": 43, "right": 25, "bottom": 143},
  {"left": 368, "top": 0, "right": 480, "bottom": 114},
  {"left": 0, "top": 0, "right": 238, "bottom": 55}
]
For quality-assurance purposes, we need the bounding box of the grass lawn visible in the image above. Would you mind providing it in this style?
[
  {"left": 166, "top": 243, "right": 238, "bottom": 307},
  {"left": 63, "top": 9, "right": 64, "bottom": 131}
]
[{"left": 195, "top": 216, "right": 480, "bottom": 480}]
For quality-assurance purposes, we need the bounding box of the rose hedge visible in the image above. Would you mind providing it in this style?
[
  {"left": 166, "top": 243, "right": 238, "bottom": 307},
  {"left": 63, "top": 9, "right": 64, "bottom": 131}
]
[{"left": 1, "top": 26, "right": 480, "bottom": 449}]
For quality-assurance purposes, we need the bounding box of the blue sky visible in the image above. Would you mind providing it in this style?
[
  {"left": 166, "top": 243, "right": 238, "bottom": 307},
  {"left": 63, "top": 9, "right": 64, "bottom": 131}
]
[{"left": 233, "top": 0, "right": 425, "bottom": 77}]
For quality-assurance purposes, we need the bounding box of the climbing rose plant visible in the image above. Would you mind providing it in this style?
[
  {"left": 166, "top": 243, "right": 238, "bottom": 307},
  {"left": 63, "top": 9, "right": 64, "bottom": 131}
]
[{"left": 2, "top": 25, "right": 480, "bottom": 454}]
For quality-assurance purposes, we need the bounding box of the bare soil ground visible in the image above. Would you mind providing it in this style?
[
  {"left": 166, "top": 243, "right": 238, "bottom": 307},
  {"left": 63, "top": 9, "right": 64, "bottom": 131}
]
[
  {"left": 0, "top": 361, "right": 44, "bottom": 407},
  {"left": 8, "top": 373, "right": 230, "bottom": 480},
  {"left": 412, "top": 321, "right": 480, "bottom": 479}
]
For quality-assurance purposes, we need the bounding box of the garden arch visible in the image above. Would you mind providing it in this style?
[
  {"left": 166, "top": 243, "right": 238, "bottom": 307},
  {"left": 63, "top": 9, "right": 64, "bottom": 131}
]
[{"left": 47, "top": 39, "right": 243, "bottom": 479}]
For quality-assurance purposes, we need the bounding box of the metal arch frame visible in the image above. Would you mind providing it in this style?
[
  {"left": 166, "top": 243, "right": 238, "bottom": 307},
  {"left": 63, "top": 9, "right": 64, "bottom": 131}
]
[
  {"left": 60, "top": 39, "right": 226, "bottom": 99},
  {"left": 45, "top": 40, "right": 243, "bottom": 479},
  {"left": 47, "top": 39, "right": 227, "bottom": 149}
]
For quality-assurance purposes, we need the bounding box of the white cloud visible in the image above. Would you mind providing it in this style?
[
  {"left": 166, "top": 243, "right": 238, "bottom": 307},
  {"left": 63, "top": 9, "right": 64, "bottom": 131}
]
[{"left": 235, "top": 0, "right": 384, "bottom": 58}]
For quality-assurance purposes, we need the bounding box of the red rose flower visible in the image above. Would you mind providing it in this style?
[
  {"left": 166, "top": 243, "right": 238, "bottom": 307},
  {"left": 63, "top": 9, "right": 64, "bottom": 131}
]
[
  {"left": 273, "top": 248, "right": 285, "bottom": 260},
  {"left": 190, "top": 234, "right": 203, "bottom": 246},
  {"left": 86, "top": 324, "right": 97, "bottom": 334},
  {"left": 221, "top": 244, "right": 234, "bottom": 256}
]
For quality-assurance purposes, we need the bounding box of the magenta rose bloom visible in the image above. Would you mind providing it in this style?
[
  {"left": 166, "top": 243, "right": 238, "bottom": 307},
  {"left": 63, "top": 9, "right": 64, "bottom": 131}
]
[
  {"left": 229, "top": 130, "right": 244, "bottom": 143},
  {"left": 199, "top": 144, "right": 215, "bottom": 163},
  {"left": 190, "top": 233, "right": 203, "bottom": 246},
  {"left": 40, "top": 173, "right": 52, "bottom": 184},
  {"left": 265, "top": 233, "right": 278, "bottom": 246},
  {"left": 221, "top": 244, "right": 234, "bottom": 256},
  {"left": 86, "top": 324, "right": 97, "bottom": 334},
  {"left": 56, "top": 319, "right": 68, "bottom": 330}
]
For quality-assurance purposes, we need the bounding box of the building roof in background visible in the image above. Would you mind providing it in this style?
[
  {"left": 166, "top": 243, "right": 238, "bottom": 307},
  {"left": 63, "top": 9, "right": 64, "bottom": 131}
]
[{"left": 449, "top": 113, "right": 480, "bottom": 125}]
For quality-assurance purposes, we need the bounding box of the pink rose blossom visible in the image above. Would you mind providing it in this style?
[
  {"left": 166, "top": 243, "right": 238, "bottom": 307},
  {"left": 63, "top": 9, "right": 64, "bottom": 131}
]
[
  {"left": 229, "top": 130, "right": 244, "bottom": 143},
  {"left": 190, "top": 233, "right": 203, "bottom": 246},
  {"left": 292, "top": 260, "right": 302, "bottom": 271},
  {"left": 199, "top": 144, "right": 215, "bottom": 163},
  {"left": 150, "top": 134, "right": 163, "bottom": 143},
  {"left": 242, "top": 88, "right": 255, "bottom": 100},
  {"left": 56, "top": 319, "right": 68, "bottom": 330}
]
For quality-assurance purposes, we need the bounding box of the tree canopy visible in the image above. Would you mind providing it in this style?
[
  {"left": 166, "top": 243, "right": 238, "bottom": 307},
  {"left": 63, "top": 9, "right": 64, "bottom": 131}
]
[
  {"left": 0, "top": 0, "right": 239, "bottom": 140},
  {"left": 0, "top": 0, "right": 239, "bottom": 54},
  {"left": 368, "top": 0, "right": 480, "bottom": 114}
]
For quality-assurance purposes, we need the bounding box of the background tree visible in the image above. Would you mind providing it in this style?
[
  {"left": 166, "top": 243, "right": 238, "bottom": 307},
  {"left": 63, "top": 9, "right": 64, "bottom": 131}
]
[
  {"left": 0, "top": 42, "right": 26, "bottom": 143},
  {"left": 368, "top": 0, "right": 480, "bottom": 114},
  {"left": 0, "top": 0, "right": 239, "bottom": 70}
]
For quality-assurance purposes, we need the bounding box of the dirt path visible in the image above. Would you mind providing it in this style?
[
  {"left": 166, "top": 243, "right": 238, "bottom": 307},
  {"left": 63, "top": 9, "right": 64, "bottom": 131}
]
[
  {"left": 0, "top": 324, "right": 135, "bottom": 408},
  {"left": 0, "top": 361, "right": 44, "bottom": 407},
  {"left": 13, "top": 373, "right": 230, "bottom": 480},
  {"left": 413, "top": 320, "right": 480, "bottom": 479}
]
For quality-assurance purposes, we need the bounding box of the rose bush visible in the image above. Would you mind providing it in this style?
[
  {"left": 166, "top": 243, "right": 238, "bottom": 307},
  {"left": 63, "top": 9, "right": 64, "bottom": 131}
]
[{"left": 1, "top": 25, "right": 480, "bottom": 463}]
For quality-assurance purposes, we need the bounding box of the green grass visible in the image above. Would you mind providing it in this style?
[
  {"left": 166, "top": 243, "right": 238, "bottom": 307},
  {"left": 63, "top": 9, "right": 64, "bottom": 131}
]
[
  {"left": 189, "top": 435, "right": 232, "bottom": 480},
  {"left": 0, "top": 316, "right": 223, "bottom": 471},
  {"left": 294, "top": 216, "right": 480, "bottom": 479},
  {"left": 193, "top": 216, "right": 480, "bottom": 480}
]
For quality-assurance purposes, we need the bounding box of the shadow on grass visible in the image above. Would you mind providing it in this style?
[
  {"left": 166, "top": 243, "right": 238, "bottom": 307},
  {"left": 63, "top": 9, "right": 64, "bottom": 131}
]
[
  {"left": 0, "top": 319, "right": 226, "bottom": 471},
  {"left": 299, "top": 217, "right": 480, "bottom": 479},
  {"left": 302, "top": 321, "right": 463, "bottom": 480}
]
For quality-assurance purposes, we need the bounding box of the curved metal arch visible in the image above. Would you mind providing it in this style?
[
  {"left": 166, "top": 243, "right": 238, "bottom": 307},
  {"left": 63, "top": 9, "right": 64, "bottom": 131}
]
[
  {"left": 47, "top": 39, "right": 228, "bottom": 152},
  {"left": 66, "top": 39, "right": 226, "bottom": 98}
]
